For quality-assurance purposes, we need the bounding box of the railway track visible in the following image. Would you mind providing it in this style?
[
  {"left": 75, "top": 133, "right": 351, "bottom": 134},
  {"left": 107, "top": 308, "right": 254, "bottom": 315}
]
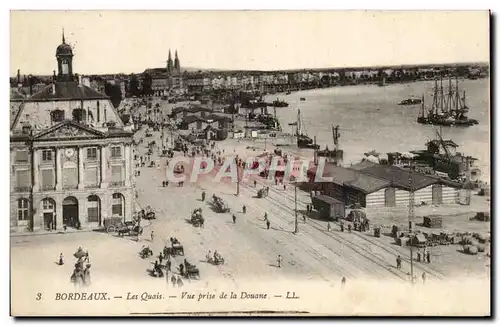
[{"left": 243, "top": 177, "right": 445, "bottom": 281}]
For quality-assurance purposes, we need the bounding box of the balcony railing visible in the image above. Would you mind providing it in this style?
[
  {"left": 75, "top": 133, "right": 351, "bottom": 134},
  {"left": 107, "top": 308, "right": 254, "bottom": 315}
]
[
  {"left": 41, "top": 185, "right": 55, "bottom": 191},
  {"left": 85, "top": 184, "right": 99, "bottom": 189},
  {"left": 14, "top": 186, "right": 31, "bottom": 193},
  {"left": 62, "top": 184, "right": 78, "bottom": 190},
  {"left": 109, "top": 181, "right": 125, "bottom": 187}
]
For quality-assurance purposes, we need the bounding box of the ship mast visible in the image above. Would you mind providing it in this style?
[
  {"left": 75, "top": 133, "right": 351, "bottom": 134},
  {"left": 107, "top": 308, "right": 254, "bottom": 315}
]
[{"left": 440, "top": 77, "right": 444, "bottom": 114}]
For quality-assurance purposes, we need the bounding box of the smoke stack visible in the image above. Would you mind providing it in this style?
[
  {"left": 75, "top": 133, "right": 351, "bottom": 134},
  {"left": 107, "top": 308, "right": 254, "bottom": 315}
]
[
  {"left": 53, "top": 70, "right": 56, "bottom": 82},
  {"left": 23, "top": 74, "right": 26, "bottom": 86},
  {"left": 17, "top": 69, "right": 20, "bottom": 84}
]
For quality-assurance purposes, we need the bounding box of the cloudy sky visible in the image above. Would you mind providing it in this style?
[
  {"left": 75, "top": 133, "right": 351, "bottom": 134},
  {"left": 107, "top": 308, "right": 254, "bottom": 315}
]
[{"left": 10, "top": 10, "right": 490, "bottom": 75}]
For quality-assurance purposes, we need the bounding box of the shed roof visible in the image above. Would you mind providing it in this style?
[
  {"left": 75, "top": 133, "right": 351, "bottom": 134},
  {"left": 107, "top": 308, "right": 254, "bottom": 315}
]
[
  {"left": 314, "top": 194, "right": 344, "bottom": 205},
  {"left": 357, "top": 164, "right": 438, "bottom": 191}
]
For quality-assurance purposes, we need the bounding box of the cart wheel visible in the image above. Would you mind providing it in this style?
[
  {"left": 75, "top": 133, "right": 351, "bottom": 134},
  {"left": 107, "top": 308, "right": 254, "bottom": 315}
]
[{"left": 107, "top": 225, "right": 116, "bottom": 233}]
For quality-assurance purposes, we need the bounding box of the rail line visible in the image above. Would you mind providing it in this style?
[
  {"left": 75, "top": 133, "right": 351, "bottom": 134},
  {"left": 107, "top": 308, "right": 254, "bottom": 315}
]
[
  {"left": 243, "top": 177, "right": 445, "bottom": 281},
  {"left": 237, "top": 181, "right": 409, "bottom": 281}
]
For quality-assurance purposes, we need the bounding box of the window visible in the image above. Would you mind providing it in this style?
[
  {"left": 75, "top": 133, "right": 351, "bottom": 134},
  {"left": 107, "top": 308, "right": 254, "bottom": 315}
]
[
  {"left": 50, "top": 110, "right": 65, "bottom": 123},
  {"left": 16, "top": 170, "right": 30, "bottom": 189},
  {"left": 111, "top": 193, "right": 124, "bottom": 217},
  {"left": 111, "top": 146, "right": 122, "bottom": 158},
  {"left": 15, "top": 150, "right": 28, "bottom": 163},
  {"left": 41, "top": 169, "right": 55, "bottom": 190},
  {"left": 42, "top": 150, "right": 53, "bottom": 162},
  {"left": 42, "top": 198, "right": 54, "bottom": 210},
  {"left": 86, "top": 147, "right": 98, "bottom": 160},
  {"left": 17, "top": 198, "right": 29, "bottom": 221}
]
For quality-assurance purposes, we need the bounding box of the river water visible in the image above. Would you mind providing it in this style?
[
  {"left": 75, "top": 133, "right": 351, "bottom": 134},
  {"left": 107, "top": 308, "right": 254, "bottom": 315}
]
[{"left": 265, "top": 78, "right": 490, "bottom": 181}]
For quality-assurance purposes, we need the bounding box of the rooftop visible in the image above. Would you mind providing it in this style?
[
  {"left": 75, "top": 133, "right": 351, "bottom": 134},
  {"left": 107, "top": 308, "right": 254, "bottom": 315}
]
[{"left": 29, "top": 81, "right": 109, "bottom": 101}]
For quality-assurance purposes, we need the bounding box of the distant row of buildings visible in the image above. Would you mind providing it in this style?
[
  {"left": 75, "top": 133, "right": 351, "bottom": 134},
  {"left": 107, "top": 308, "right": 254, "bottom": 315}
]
[{"left": 12, "top": 61, "right": 489, "bottom": 101}]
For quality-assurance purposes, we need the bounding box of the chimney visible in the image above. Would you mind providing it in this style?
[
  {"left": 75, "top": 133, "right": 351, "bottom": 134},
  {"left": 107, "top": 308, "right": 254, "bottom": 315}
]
[
  {"left": 17, "top": 69, "right": 20, "bottom": 84},
  {"left": 53, "top": 70, "right": 56, "bottom": 82},
  {"left": 23, "top": 74, "right": 26, "bottom": 86}
]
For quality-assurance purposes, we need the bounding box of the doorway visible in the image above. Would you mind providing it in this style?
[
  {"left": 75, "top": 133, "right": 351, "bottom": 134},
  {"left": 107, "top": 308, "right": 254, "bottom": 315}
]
[
  {"left": 62, "top": 196, "right": 79, "bottom": 228},
  {"left": 41, "top": 198, "right": 56, "bottom": 230}
]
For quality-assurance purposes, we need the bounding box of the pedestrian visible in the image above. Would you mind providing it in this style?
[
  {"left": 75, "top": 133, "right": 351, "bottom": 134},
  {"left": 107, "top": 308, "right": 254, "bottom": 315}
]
[
  {"left": 422, "top": 272, "right": 426, "bottom": 284},
  {"left": 264, "top": 212, "right": 268, "bottom": 220},
  {"left": 327, "top": 222, "right": 331, "bottom": 232},
  {"left": 417, "top": 251, "right": 421, "bottom": 262},
  {"left": 242, "top": 205, "right": 246, "bottom": 214},
  {"left": 303, "top": 214, "right": 306, "bottom": 223},
  {"left": 166, "top": 258, "right": 172, "bottom": 272},
  {"left": 254, "top": 180, "right": 257, "bottom": 187},
  {"left": 283, "top": 184, "right": 286, "bottom": 191},
  {"left": 340, "top": 221, "right": 344, "bottom": 232},
  {"left": 423, "top": 248, "right": 427, "bottom": 263},
  {"left": 58, "top": 253, "right": 64, "bottom": 266},
  {"left": 202, "top": 191, "right": 206, "bottom": 201},
  {"left": 179, "top": 263, "right": 184, "bottom": 276},
  {"left": 277, "top": 255, "right": 282, "bottom": 268},
  {"left": 150, "top": 231, "right": 154, "bottom": 242},
  {"left": 266, "top": 220, "right": 270, "bottom": 230},
  {"left": 396, "top": 255, "right": 402, "bottom": 270},
  {"left": 426, "top": 250, "right": 431, "bottom": 264},
  {"left": 306, "top": 204, "right": 310, "bottom": 213},
  {"left": 275, "top": 178, "right": 278, "bottom": 186},
  {"left": 159, "top": 252, "right": 164, "bottom": 265},
  {"left": 177, "top": 276, "right": 183, "bottom": 287},
  {"left": 171, "top": 275, "right": 177, "bottom": 287},
  {"left": 162, "top": 181, "right": 165, "bottom": 187},
  {"left": 232, "top": 214, "right": 236, "bottom": 224},
  {"left": 341, "top": 277, "right": 346, "bottom": 287}
]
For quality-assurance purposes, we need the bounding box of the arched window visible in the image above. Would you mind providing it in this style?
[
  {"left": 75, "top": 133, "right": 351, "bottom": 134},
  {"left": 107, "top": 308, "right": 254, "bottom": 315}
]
[{"left": 17, "top": 198, "right": 29, "bottom": 221}]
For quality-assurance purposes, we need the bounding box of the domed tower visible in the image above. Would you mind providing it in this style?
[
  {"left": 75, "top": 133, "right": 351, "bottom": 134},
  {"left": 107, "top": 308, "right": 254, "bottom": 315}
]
[{"left": 56, "top": 30, "right": 74, "bottom": 82}]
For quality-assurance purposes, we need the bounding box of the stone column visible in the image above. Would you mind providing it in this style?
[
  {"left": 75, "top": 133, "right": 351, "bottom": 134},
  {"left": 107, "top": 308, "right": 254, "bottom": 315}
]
[
  {"left": 78, "top": 147, "right": 84, "bottom": 190},
  {"left": 32, "top": 149, "right": 39, "bottom": 192},
  {"left": 100, "top": 145, "right": 108, "bottom": 188},
  {"left": 56, "top": 148, "right": 62, "bottom": 191},
  {"left": 125, "top": 145, "right": 131, "bottom": 187}
]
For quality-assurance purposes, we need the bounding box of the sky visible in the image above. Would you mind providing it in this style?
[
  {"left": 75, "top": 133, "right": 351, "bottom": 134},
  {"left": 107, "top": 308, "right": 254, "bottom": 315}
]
[{"left": 10, "top": 10, "right": 490, "bottom": 75}]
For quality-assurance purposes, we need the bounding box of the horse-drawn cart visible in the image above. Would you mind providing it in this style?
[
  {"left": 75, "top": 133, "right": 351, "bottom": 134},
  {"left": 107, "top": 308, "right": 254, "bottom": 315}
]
[
  {"left": 212, "top": 195, "right": 230, "bottom": 213},
  {"left": 257, "top": 187, "right": 269, "bottom": 198},
  {"left": 163, "top": 238, "right": 185, "bottom": 257},
  {"left": 191, "top": 208, "right": 204, "bottom": 227},
  {"left": 104, "top": 217, "right": 124, "bottom": 233}
]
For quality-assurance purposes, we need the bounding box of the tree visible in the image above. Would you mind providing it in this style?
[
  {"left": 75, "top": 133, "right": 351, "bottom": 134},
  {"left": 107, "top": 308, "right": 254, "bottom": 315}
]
[
  {"left": 142, "top": 73, "right": 153, "bottom": 96},
  {"left": 128, "top": 74, "right": 140, "bottom": 97},
  {"left": 105, "top": 82, "right": 123, "bottom": 109}
]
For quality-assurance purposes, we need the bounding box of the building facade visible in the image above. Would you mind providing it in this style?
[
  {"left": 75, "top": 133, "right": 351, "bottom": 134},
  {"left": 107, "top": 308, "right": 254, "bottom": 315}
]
[{"left": 10, "top": 32, "right": 135, "bottom": 233}]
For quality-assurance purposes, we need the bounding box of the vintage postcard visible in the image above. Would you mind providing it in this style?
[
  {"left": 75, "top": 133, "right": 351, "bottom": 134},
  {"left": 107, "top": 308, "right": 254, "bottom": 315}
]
[{"left": 9, "top": 10, "right": 491, "bottom": 316}]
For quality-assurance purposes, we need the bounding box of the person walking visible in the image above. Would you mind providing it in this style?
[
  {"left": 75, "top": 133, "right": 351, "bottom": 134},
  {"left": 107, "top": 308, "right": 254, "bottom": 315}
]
[
  {"left": 277, "top": 255, "right": 283, "bottom": 268},
  {"left": 171, "top": 275, "right": 177, "bottom": 287},
  {"left": 58, "top": 253, "right": 64, "bottom": 266},
  {"left": 242, "top": 205, "right": 246, "bottom": 214},
  {"left": 266, "top": 220, "right": 270, "bottom": 230},
  {"left": 254, "top": 180, "right": 257, "bottom": 188},
  {"left": 341, "top": 277, "right": 346, "bottom": 287},
  {"left": 159, "top": 252, "right": 164, "bottom": 265},
  {"left": 202, "top": 191, "right": 206, "bottom": 202},
  {"left": 303, "top": 214, "right": 306, "bottom": 223},
  {"left": 422, "top": 272, "right": 426, "bottom": 284},
  {"left": 166, "top": 259, "right": 172, "bottom": 272},
  {"left": 150, "top": 231, "right": 154, "bottom": 242},
  {"left": 232, "top": 214, "right": 236, "bottom": 224},
  {"left": 327, "top": 222, "right": 331, "bottom": 232},
  {"left": 426, "top": 250, "right": 431, "bottom": 264},
  {"left": 396, "top": 255, "right": 402, "bottom": 270}
]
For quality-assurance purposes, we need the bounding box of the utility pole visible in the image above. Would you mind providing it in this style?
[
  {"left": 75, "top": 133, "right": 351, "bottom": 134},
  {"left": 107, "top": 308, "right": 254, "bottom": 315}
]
[
  {"left": 236, "top": 157, "right": 240, "bottom": 196},
  {"left": 294, "top": 182, "right": 298, "bottom": 234},
  {"left": 408, "top": 160, "right": 415, "bottom": 284}
]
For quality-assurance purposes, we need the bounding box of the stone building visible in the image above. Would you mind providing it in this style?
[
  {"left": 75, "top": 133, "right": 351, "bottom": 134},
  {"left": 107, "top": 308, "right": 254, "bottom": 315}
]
[{"left": 10, "top": 32, "right": 135, "bottom": 233}]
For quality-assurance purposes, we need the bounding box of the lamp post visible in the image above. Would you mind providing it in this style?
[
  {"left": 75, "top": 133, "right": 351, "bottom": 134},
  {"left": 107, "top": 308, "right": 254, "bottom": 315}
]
[
  {"left": 409, "top": 160, "right": 415, "bottom": 284},
  {"left": 294, "top": 182, "right": 298, "bottom": 234}
]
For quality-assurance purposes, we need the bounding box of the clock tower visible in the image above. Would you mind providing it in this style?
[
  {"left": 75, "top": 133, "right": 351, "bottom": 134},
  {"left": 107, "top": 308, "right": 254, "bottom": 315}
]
[{"left": 56, "top": 29, "right": 74, "bottom": 82}]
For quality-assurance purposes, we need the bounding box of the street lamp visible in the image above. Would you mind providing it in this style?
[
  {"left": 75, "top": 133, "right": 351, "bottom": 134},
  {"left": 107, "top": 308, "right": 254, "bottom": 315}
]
[{"left": 408, "top": 160, "right": 415, "bottom": 284}]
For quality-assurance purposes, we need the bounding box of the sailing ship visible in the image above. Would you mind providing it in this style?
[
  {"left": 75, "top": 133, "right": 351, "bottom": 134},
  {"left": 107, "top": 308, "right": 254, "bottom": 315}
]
[
  {"left": 417, "top": 77, "right": 479, "bottom": 127},
  {"left": 288, "top": 109, "right": 319, "bottom": 149},
  {"left": 316, "top": 125, "right": 344, "bottom": 165}
]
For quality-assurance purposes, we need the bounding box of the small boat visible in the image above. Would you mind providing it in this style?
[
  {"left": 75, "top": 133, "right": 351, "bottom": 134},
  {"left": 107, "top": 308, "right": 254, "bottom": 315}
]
[
  {"left": 290, "top": 109, "right": 319, "bottom": 149},
  {"left": 300, "top": 97, "right": 306, "bottom": 101},
  {"left": 399, "top": 98, "right": 422, "bottom": 105}
]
